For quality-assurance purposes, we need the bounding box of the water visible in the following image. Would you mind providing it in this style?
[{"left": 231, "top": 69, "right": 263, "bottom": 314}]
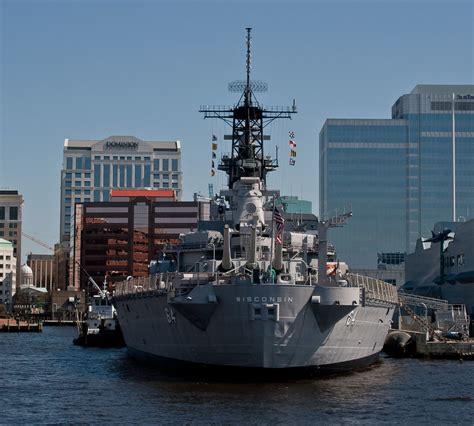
[{"left": 1, "top": 327, "right": 472, "bottom": 425}]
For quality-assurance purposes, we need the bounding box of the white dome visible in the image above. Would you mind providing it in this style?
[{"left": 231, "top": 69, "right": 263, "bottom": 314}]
[{"left": 21, "top": 264, "right": 33, "bottom": 279}]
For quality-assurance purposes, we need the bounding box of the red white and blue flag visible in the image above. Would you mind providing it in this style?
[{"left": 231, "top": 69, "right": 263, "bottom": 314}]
[{"left": 274, "top": 207, "right": 285, "bottom": 244}]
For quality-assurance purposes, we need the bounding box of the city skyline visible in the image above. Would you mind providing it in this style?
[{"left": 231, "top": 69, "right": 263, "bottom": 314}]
[{"left": 1, "top": 0, "right": 473, "bottom": 259}]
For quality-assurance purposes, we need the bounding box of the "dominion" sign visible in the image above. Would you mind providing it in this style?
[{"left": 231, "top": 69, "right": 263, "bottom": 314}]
[{"left": 105, "top": 141, "right": 139, "bottom": 150}]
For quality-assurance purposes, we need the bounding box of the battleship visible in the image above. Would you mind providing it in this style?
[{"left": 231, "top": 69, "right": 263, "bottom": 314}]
[
  {"left": 404, "top": 219, "right": 474, "bottom": 331},
  {"left": 113, "top": 29, "right": 398, "bottom": 374}
]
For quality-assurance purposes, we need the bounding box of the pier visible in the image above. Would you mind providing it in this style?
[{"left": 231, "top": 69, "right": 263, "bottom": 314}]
[
  {"left": 384, "top": 293, "right": 474, "bottom": 360},
  {"left": 0, "top": 318, "right": 43, "bottom": 332}
]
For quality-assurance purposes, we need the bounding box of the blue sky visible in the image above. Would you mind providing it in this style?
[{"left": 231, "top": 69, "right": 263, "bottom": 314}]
[{"left": 1, "top": 0, "right": 473, "bottom": 259}]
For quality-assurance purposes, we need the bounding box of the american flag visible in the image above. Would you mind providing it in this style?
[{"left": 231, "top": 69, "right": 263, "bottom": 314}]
[{"left": 274, "top": 207, "right": 285, "bottom": 244}]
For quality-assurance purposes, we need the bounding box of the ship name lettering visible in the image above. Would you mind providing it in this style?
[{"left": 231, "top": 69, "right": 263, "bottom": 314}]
[{"left": 235, "top": 296, "right": 293, "bottom": 303}]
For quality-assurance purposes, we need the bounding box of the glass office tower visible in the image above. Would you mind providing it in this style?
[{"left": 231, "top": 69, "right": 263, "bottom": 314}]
[{"left": 320, "top": 85, "right": 474, "bottom": 268}]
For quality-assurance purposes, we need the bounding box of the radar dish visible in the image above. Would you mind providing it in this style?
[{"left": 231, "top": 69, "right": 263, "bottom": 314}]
[{"left": 228, "top": 80, "right": 268, "bottom": 93}]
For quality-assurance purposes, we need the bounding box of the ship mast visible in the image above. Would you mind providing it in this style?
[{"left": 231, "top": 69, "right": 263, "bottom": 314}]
[{"left": 200, "top": 28, "right": 297, "bottom": 189}]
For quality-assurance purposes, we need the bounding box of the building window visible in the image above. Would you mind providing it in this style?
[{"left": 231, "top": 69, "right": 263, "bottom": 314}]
[
  {"left": 65, "top": 198, "right": 71, "bottom": 204},
  {"left": 153, "top": 173, "right": 160, "bottom": 179},
  {"left": 113, "top": 165, "right": 118, "bottom": 187},
  {"left": 66, "top": 157, "right": 73, "bottom": 169},
  {"left": 85, "top": 181, "right": 91, "bottom": 187},
  {"left": 163, "top": 159, "right": 169, "bottom": 171},
  {"left": 94, "top": 190, "right": 100, "bottom": 201},
  {"left": 0, "top": 207, "right": 5, "bottom": 220},
  {"left": 76, "top": 157, "right": 83, "bottom": 169},
  {"left": 172, "top": 159, "right": 178, "bottom": 172},
  {"left": 94, "top": 164, "right": 101, "bottom": 186},
  {"left": 94, "top": 156, "right": 100, "bottom": 160},
  {"left": 120, "top": 165, "right": 125, "bottom": 187},
  {"left": 172, "top": 174, "right": 179, "bottom": 180},
  {"left": 126, "top": 165, "right": 132, "bottom": 187},
  {"left": 163, "top": 182, "right": 169, "bottom": 188},
  {"left": 135, "top": 157, "right": 141, "bottom": 161},
  {"left": 135, "top": 165, "right": 142, "bottom": 186},
  {"left": 65, "top": 189, "right": 72, "bottom": 195},
  {"left": 154, "top": 159, "right": 160, "bottom": 171},
  {"left": 144, "top": 165, "right": 151, "bottom": 187},
  {"left": 65, "top": 181, "right": 72, "bottom": 188},
  {"left": 75, "top": 181, "right": 81, "bottom": 187},
  {"left": 144, "top": 156, "right": 150, "bottom": 161},
  {"left": 9, "top": 207, "right": 18, "bottom": 221},
  {"left": 84, "top": 189, "right": 91, "bottom": 195},
  {"left": 85, "top": 157, "right": 91, "bottom": 169},
  {"left": 85, "top": 172, "right": 91, "bottom": 178},
  {"left": 74, "top": 197, "right": 81, "bottom": 203},
  {"left": 163, "top": 173, "right": 169, "bottom": 180},
  {"left": 104, "top": 156, "right": 110, "bottom": 160},
  {"left": 172, "top": 182, "right": 178, "bottom": 189},
  {"left": 74, "top": 189, "right": 81, "bottom": 194},
  {"left": 65, "top": 172, "right": 72, "bottom": 178},
  {"left": 127, "top": 156, "right": 132, "bottom": 160},
  {"left": 153, "top": 182, "right": 160, "bottom": 188},
  {"left": 75, "top": 172, "right": 81, "bottom": 178},
  {"left": 113, "top": 156, "right": 118, "bottom": 160},
  {"left": 103, "top": 164, "right": 110, "bottom": 187}
]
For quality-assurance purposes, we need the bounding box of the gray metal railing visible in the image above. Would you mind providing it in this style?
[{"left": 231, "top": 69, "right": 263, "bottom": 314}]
[{"left": 345, "top": 273, "right": 399, "bottom": 305}]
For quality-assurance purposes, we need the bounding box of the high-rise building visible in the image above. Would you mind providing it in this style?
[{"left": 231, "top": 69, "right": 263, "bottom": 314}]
[
  {"left": 0, "top": 238, "right": 16, "bottom": 309},
  {"left": 60, "top": 135, "right": 182, "bottom": 243},
  {"left": 26, "top": 253, "right": 56, "bottom": 291},
  {"left": 70, "top": 189, "right": 204, "bottom": 290},
  {"left": 0, "top": 190, "right": 23, "bottom": 288},
  {"left": 320, "top": 85, "right": 474, "bottom": 268}
]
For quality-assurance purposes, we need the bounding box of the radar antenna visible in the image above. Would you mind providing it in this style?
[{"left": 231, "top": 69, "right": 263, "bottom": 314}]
[{"left": 199, "top": 28, "right": 297, "bottom": 188}]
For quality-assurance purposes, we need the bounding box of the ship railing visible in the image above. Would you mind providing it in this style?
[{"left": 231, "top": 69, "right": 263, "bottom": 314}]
[
  {"left": 398, "top": 292, "right": 449, "bottom": 311},
  {"left": 115, "top": 273, "right": 177, "bottom": 296},
  {"left": 345, "top": 273, "right": 398, "bottom": 305}
]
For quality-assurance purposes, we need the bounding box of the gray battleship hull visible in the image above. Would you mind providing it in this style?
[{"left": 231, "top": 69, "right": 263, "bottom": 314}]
[{"left": 114, "top": 283, "right": 394, "bottom": 372}]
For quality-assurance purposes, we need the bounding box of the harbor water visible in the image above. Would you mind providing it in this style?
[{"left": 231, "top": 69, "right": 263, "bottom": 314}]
[{"left": 1, "top": 327, "right": 472, "bottom": 425}]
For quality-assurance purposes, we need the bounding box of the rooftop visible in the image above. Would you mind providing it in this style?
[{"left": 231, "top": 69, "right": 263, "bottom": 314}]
[{"left": 410, "top": 84, "right": 474, "bottom": 95}]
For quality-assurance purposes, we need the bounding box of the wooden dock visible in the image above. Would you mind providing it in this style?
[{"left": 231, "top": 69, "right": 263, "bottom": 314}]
[
  {"left": 0, "top": 318, "right": 43, "bottom": 332},
  {"left": 43, "top": 320, "right": 76, "bottom": 326}
]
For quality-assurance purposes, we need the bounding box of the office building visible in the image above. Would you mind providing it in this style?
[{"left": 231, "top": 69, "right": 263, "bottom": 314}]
[
  {"left": 0, "top": 238, "right": 16, "bottom": 309},
  {"left": 26, "top": 253, "right": 56, "bottom": 291},
  {"left": 277, "top": 196, "right": 312, "bottom": 214},
  {"left": 320, "top": 85, "right": 474, "bottom": 268},
  {"left": 70, "top": 189, "right": 203, "bottom": 290},
  {"left": 0, "top": 190, "right": 23, "bottom": 288},
  {"left": 60, "top": 135, "right": 182, "bottom": 243}
]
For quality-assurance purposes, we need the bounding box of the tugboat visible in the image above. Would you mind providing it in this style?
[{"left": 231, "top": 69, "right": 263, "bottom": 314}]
[
  {"left": 73, "top": 277, "right": 125, "bottom": 348},
  {"left": 113, "top": 29, "right": 398, "bottom": 375}
]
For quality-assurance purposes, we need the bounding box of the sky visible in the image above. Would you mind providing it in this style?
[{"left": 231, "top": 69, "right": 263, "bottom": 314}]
[{"left": 0, "top": 0, "right": 473, "bottom": 260}]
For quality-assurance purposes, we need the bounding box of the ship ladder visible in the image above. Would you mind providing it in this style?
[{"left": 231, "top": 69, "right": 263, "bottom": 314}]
[{"left": 398, "top": 300, "right": 473, "bottom": 361}]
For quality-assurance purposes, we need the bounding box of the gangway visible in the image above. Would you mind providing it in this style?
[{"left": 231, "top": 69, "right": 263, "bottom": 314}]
[{"left": 398, "top": 292, "right": 449, "bottom": 311}]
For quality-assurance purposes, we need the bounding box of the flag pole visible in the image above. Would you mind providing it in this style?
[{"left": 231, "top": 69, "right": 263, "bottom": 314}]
[
  {"left": 269, "top": 196, "right": 276, "bottom": 283},
  {"left": 452, "top": 92, "right": 456, "bottom": 221}
]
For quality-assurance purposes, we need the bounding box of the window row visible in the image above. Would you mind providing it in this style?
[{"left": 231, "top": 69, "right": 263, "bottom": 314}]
[{"left": 0, "top": 207, "right": 18, "bottom": 221}]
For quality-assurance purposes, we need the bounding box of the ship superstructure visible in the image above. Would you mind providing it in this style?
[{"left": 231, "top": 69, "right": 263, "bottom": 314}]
[{"left": 113, "top": 29, "right": 398, "bottom": 373}]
